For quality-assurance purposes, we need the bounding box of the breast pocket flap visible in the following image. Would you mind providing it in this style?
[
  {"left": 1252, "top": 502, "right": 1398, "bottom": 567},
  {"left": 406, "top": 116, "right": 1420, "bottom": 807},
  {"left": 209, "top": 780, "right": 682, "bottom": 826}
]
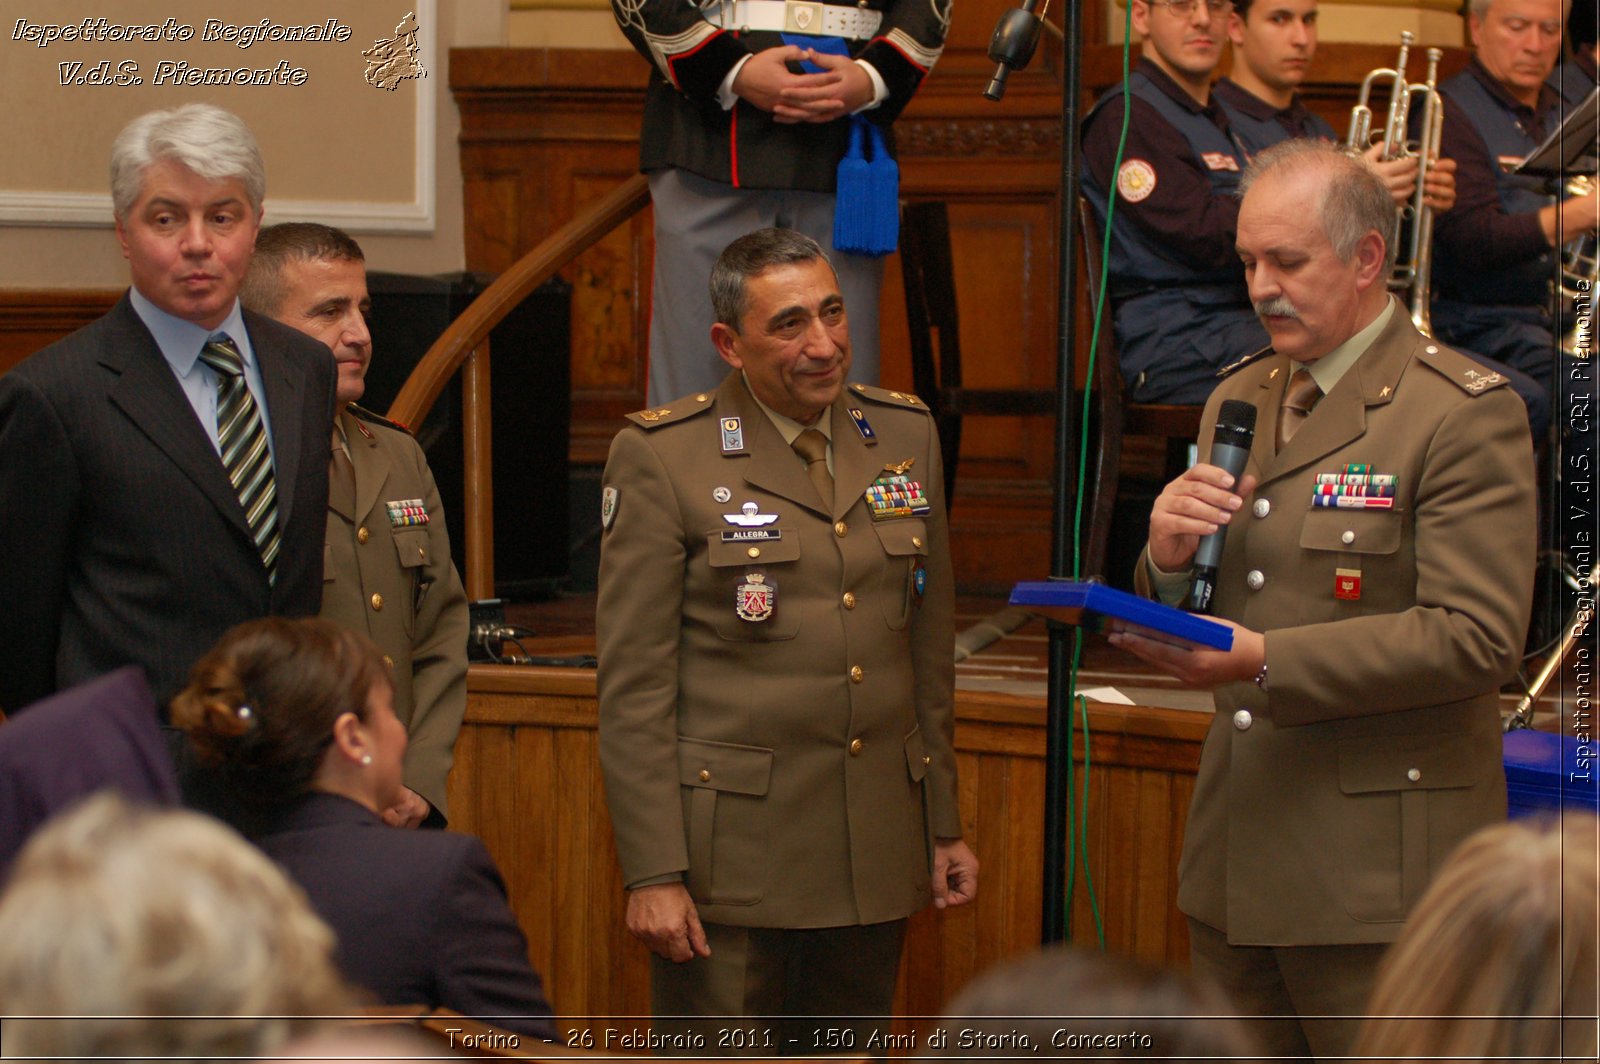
[
  {"left": 1300, "top": 509, "right": 1401, "bottom": 555},
  {"left": 706, "top": 530, "right": 800, "bottom": 567},
  {"left": 1337, "top": 733, "right": 1479, "bottom": 794},
  {"left": 678, "top": 737, "right": 774, "bottom": 795},
  {"left": 392, "top": 528, "right": 430, "bottom": 569},
  {"left": 874, "top": 520, "right": 929, "bottom": 557}
]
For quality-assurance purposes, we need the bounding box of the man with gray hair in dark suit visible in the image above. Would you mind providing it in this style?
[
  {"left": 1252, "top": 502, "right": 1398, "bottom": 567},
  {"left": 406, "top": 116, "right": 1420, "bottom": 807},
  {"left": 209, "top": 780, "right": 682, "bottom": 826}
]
[{"left": 0, "top": 103, "right": 335, "bottom": 716}]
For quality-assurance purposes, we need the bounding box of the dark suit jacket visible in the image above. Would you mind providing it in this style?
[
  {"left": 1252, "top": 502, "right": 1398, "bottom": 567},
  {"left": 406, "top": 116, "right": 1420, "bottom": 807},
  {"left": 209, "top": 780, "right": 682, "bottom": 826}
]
[
  {"left": 0, "top": 293, "right": 335, "bottom": 713},
  {"left": 257, "top": 792, "right": 556, "bottom": 1038},
  {"left": 0, "top": 665, "right": 179, "bottom": 879}
]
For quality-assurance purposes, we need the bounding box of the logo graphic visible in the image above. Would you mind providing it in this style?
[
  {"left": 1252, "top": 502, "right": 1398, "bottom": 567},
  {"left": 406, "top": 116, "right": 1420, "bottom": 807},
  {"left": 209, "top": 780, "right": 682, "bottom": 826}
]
[{"left": 364, "top": 11, "right": 426, "bottom": 90}]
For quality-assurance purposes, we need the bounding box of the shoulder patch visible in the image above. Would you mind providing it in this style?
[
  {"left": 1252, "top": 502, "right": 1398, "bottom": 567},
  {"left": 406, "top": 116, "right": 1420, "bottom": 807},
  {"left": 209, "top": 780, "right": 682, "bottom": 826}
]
[
  {"left": 1416, "top": 343, "right": 1513, "bottom": 396},
  {"left": 1117, "top": 158, "right": 1157, "bottom": 203},
  {"left": 347, "top": 402, "right": 411, "bottom": 435},
  {"left": 847, "top": 382, "right": 932, "bottom": 413},
  {"left": 624, "top": 391, "right": 716, "bottom": 430}
]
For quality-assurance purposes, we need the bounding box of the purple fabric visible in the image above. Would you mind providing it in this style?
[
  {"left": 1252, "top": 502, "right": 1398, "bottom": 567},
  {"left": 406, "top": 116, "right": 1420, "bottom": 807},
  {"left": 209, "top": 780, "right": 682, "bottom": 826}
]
[{"left": 0, "top": 666, "right": 178, "bottom": 880}]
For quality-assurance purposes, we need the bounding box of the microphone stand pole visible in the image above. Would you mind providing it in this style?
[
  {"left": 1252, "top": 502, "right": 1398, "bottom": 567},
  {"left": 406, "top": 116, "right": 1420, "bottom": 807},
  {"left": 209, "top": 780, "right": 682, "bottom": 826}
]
[
  {"left": 982, "top": 0, "right": 1085, "bottom": 946},
  {"left": 1041, "top": 0, "right": 1085, "bottom": 946}
]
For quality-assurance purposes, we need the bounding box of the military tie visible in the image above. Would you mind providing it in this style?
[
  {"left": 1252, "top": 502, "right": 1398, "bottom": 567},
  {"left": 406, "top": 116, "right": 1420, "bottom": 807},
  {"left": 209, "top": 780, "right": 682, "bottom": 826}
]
[
  {"left": 1276, "top": 368, "right": 1321, "bottom": 452},
  {"left": 199, "top": 337, "right": 279, "bottom": 580},
  {"left": 791, "top": 428, "right": 833, "bottom": 511},
  {"left": 330, "top": 425, "right": 357, "bottom": 515}
]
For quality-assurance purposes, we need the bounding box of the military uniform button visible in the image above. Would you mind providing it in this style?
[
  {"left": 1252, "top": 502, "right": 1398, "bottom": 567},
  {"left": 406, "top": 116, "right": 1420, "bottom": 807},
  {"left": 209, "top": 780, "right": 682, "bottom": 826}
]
[
  {"left": 1341, "top": 530, "right": 1356, "bottom": 545},
  {"left": 370, "top": 593, "right": 384, "bottom": 611},
  {"left": 357, "top": 526, "right": 370, "bottom": 544},
  {"left": 1407, "top": 768, "right": 1421, "bottom": 782},
  {"left": 911, "top": 536, "right": 923, "bottom": 549},
  {"left": 1233, "top": 709, "right": 1253, "bottom": 731},
  {"left": 747, "top": 547, "right": 761, "bottom": 558},
  {"left": 849, "top": 665, "right": 864, "bottom": 682},
  {"left": 1253, "top": 499, "right": 1270, "bottom": 518},
  {"left": 834, "top": 521, "right": 848, "bottom": 537},
  {"left": 842, "top": 592, "right": 857, "bottom": 609},
  {"left": 849, "top": 738, "right": 864, "bottom": 756},
  {"left": 1246, "top": 570, "right": 1265, "bottom": 590},
  {"left": 696, "top": 394, "right": 708, "bottom": 402},
  {"left": 698, "top": 769, "right": 711, "bottom": 782},
  {"left": 382, "top": 655, "right": 395, "bottom": 670}
]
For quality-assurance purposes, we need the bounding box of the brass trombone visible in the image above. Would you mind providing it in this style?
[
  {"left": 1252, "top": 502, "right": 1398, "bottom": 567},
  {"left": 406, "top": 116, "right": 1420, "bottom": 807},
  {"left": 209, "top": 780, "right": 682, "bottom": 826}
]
[{"left": 1346, "top": 32, "right": 1446, "bottom": 337}]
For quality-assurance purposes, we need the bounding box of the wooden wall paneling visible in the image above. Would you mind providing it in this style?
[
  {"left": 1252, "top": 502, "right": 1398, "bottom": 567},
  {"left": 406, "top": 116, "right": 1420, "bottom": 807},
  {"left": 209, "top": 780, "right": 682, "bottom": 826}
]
[
  {"left": 450, "top": 47, "right": 1074, "bottom": 588},
  {"left": 448, "top": 673, "right": 1207, "bottom": 1037},
  {"left": 0, "top": 290, "right": 120, "bottom": 373}
]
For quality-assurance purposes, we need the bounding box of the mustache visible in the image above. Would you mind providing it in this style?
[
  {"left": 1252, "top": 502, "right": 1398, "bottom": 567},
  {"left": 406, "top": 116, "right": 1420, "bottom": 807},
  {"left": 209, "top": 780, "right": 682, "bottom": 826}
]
[{"left": 1254, "top": 295, "right": 1300, "bottom": 320}]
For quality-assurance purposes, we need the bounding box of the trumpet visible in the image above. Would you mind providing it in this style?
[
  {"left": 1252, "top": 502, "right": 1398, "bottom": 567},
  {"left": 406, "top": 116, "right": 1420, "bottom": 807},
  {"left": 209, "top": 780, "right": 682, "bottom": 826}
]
[{"left": 1346, "top": 32, "right": 1446, "bottom": 337}]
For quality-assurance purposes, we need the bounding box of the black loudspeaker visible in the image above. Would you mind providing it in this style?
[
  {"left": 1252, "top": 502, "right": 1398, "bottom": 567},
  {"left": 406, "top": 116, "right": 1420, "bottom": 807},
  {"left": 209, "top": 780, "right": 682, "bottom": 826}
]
[{"left": 362, "top": 271, "right": 572, "bottom": 599}]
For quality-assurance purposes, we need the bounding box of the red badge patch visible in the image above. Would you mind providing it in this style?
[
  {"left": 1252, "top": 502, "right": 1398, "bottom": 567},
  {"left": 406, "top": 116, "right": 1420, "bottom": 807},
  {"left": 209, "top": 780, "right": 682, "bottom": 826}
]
[{"left": 1335, "top": 567, "right": 1362, "bottom": 601}]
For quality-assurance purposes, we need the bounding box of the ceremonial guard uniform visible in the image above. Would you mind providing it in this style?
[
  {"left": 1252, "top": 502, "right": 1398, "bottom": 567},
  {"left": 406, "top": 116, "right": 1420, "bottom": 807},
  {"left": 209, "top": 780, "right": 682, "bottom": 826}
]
[
  {"left": 1212, "top": 77, "right": 1337, "bottom": 156},
  {"left": 321, "top": 404, "right": 467, "bottom": 821},
  {"left": 612, "top": 0, "right": 950, "bottom": 402},
  {"left": 1139, "top": 304, "right": 1535, "bottom": 1025},
  {"left": 1082, "top": 58, "right": 1266, "bottom": 404}
]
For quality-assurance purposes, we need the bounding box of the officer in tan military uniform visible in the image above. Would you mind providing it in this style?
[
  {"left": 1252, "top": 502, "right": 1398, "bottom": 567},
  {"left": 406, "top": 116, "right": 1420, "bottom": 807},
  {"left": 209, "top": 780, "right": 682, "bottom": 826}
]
[
  {"left": 1116, "top": 142, "right": 1536, "bottom": 1059},
  {"left": 242, "top": 223, "right": 468, "bottom": 829},
  {"left": 597, "top": 228, "right": 978, "bottom": 1053}
]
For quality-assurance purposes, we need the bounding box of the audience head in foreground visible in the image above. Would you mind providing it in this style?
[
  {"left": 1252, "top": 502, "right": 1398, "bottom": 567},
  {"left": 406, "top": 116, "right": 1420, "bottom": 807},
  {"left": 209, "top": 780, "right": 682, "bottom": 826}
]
[
  {"left": 0, "top": 793, "right": 349, "bottom": 1062},
  {"left": 171, "top": 618, "right": 557, "bottom": 1036},
  {"left": 1355, "top": 813, "right": 1600, "bottom": 1063},
  {"left": 172, "top": 615, "right": 402, "bottom": 819},
  {"left": 940, "top": 945, "right": 1259, "bottom": 1060}
]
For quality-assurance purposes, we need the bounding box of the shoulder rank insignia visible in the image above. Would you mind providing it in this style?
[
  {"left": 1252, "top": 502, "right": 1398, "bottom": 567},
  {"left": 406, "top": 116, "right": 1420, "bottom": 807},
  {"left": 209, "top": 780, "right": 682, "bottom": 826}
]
[
  {"left": 347, "top": 402, "right": 408, "bottom": 436},
  {"left": 849, "top": 382, "right": 931, "bottom": 410},
  {"left": 1217, "top": 346, "right": 1273, "bottom": 378},
  {"left": 625, "top": 394, "right": 714, "bottom": 429},
  {"left": 1417, "top": 343, "right": 1511, "bottom": 396}
]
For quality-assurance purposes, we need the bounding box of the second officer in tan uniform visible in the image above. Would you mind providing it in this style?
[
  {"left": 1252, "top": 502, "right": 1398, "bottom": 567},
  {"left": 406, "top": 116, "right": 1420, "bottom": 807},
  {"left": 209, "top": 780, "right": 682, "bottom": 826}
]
[
  {"left": 243, "top": 223, "right": 468, "bottom": 829},
  {"left": 597, "top": 228, "right": 977, "bottom": 1053}
]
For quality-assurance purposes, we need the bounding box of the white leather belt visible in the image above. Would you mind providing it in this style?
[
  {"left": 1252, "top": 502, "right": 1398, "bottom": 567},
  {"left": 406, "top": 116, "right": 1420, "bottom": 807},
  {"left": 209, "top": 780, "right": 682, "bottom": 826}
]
[{"left": 702, "top": 0, "right": 883, "bottom": 40}]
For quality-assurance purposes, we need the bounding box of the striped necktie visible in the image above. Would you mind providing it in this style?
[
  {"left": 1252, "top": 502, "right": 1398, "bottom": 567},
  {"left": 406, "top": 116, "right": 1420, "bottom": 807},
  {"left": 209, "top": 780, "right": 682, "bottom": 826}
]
[{"left": 199, "top": 337, "right": 279, "bottom": 581}]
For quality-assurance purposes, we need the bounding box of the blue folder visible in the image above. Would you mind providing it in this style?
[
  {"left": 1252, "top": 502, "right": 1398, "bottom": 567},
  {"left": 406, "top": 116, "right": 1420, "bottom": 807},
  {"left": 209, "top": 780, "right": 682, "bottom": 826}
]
[{"left": 1009, "top": 580, "right": 1235, "bottom": 652}]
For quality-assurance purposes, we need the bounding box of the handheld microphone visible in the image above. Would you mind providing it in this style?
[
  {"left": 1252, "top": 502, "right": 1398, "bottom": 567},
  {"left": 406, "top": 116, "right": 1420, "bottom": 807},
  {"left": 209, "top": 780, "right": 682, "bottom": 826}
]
[{"left": 1187, "top": 399, "right": 1257, "bottom": 615}]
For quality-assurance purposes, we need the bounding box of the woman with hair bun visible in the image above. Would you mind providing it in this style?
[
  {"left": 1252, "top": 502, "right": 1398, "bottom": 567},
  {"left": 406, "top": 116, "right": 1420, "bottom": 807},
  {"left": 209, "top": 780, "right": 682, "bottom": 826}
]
[{"left": 172, "top": 617, "right": 556, "bottom": 1038}]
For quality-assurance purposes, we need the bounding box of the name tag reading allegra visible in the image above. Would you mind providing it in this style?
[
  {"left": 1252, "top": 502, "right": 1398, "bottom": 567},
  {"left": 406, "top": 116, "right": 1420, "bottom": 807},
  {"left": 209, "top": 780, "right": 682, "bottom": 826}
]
[{"left": 721, "top": 529, "right": 783, "bottom": 543}]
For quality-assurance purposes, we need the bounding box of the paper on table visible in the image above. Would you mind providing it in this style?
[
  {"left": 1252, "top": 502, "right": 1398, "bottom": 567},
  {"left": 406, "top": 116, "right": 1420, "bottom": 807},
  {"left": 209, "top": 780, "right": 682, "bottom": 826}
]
[{"left": 1076, "top": 686, "right": 1136, "bottom": 705}]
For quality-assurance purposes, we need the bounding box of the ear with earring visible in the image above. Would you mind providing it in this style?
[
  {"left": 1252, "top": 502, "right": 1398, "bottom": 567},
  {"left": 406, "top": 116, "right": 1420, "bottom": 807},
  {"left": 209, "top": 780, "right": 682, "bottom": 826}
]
[{"left": 361, "top": 754, "right": 373, "bottom": 766}]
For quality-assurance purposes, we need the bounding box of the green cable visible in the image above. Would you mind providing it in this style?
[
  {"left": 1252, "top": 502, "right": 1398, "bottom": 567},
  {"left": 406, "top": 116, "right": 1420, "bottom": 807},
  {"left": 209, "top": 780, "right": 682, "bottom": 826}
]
[{"left": 1063, "top": 0, "right": 1132, "bottom": 949}]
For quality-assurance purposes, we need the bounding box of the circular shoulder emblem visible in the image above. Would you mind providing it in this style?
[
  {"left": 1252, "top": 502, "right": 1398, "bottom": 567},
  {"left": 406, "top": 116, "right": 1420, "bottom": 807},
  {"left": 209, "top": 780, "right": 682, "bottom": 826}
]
[{"left": 1116, "top": 158, "right": 1157, "bottom": 203}]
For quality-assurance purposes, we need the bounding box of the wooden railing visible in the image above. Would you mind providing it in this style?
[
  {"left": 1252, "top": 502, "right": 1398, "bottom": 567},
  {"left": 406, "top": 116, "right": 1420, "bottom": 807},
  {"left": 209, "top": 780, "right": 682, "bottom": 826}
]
[{"left": 387, "top": 172, "right": 652, "bottom": 600}]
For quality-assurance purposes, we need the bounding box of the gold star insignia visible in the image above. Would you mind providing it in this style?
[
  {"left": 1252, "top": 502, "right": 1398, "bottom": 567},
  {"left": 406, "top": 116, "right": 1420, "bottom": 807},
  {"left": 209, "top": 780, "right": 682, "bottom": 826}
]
[
  {"left": 638, "top": 407, "right": 671, "bottom": 422},
  {"left": 1379, "top": 385, "right": 1391, "bottom": 398},
  {"left": 1268, "top": 367, "right": 1280, "bottom": 380}
]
